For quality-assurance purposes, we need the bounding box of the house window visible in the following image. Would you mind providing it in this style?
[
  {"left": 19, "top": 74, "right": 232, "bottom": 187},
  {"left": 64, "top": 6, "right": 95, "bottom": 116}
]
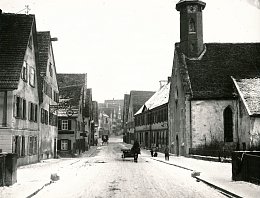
[
  {"left": 49, "top": 63, "right": 53, "bottom": 77},
  {"left": 45, "top": 109, "right": 49, "bottom": 125},
  {"left": 54, "top": 91, "right": 59, "bottom": 103},
  {"left": 12, "top": 135, "right": 26, "bottom": 157},
  {"left": 224, "top": 107, "right": 233, "bottom": 142},
  {"left": 29, "top": 102, "right": 34, "bottom": 121},
  {"left": 28, "top": 102, "right": 37, "bottom": 122},
  {"left": 33, "top": 137, "right": 37, "bottom": 154},
  {"left": 29, "top": 67, "right": 35, "bottom": 87},
  {"left": 14, "top": 96, "right": 26, "bottom": 119},
  {"left": 22, "top": 99, "right": 27, "bottom": 119},
  {"left": 21, "top": 136, "right": 25, "bottom": 157},
  {"left": 62, "top": 120, "right": 68, "bottom": 130},
  {"left": 21, "top": 61, "right": 28, "bottom": 82},
  {"left": 61, "top": 139, "right": 69, "bottom": 150},
  {"left": 28, "top": 136, "right": 37, "bottom": 155},
  {"left": 28, "top": 136, "right": 34, "bottom": 155}
]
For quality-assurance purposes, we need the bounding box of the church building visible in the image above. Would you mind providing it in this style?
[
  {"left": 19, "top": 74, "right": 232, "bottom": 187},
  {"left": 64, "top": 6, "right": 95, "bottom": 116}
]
[{"left": 168, "top": 0, "right": 260, "bottom": 156}]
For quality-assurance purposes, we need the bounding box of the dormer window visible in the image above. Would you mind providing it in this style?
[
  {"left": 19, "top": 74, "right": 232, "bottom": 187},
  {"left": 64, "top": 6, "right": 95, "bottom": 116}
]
[
  {"left": 29, "top": 67, "right": 35, "bottom": 87},
  {"left": 21, "top": 61, "right": 28, "bottom": 82},
  {"left": 189, "top": 18, "right": 196, "bottom": 33}
]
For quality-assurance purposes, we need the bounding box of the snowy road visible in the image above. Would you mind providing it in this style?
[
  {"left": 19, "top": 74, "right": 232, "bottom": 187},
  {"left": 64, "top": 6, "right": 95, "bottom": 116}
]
[{"left": 34, "top": 137, "right": 226, "bottom": 198}]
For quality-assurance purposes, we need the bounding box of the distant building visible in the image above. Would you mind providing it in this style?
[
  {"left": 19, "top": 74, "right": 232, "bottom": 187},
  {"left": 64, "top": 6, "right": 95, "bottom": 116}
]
[
  {"left": 56, "top": 73, "right": 90, "bottom": 156},
  {"left": 92, "top": 101, "right": 99, "bottom": 138},
  {"left": 126, "top": 91, "right": 155, "bottom": 144},
  {"left": 135, "top": 82, "right": 170, "bottom": 150},
  {"left": 98, "top": 99, "right": 124, "bottom": 135},
  {"left": 98, "top": 112, "right": 112, "bottom": 138},
  {"left": 122, "top": 94, "right": 130, "bottom": 143}
]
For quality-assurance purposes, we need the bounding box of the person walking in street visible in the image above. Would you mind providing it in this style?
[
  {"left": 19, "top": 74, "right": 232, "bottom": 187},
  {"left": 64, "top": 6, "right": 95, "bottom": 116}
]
[
  {"left": 150, "top": 147, "right": 154, "bottom": 157},
  {"left": 164, "top": 145, "right": 170, "bottom": 161},
  {"left": 131, "top": 140, "right": 140, "bottom": 162}
]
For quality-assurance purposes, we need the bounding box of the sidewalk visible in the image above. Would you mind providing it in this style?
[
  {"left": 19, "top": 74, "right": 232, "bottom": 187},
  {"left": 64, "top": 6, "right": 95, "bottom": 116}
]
[
  {"left": 0, "top": 146, "right": 98, "bottom": 198},
  {"left": 141, "top": 149, "right": 260, "bottom": 198}
]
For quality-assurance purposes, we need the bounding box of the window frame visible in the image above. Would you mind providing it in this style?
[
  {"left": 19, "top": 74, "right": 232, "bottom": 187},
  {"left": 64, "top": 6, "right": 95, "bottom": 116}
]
[
  {"left": 21, "top": 61, "right": 28, "bottom": 82},
  {"left": 61, "top": 139, "right": 69, "bottom": 151},
  {"left": 62, "top": 120, "right": 68, "bottom": 130},
  {"left": 29, "top": 67, "right": 35, "bottom": 87}
]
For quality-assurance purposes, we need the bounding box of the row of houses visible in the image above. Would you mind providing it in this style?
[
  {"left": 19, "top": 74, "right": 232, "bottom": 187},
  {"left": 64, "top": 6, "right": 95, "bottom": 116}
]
[
  {"left": 123, "top": 0, "right": 260, "bottom": 156},
  {"left": 0, "top": 10, "right": 97, "bottom": 166}
]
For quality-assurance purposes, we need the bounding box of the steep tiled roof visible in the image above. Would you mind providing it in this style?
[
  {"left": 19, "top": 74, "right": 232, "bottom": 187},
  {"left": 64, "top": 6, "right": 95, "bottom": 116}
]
[
  {"left": 0, "top": 13, "right": 35, "bottom": 89},
  {"left": 135, "top": 83, "right": 170, "bottom": 115},
  {"left": 232, "top": 77, "right": 260, "bottom": 115},
  {"left": 57, "top": 73, "right": 86, "bottom": 106},
  {"left": 177, "top": 43, "right": 260, "bottom": 99},
  {"left": 37, "top": 31, "right": 51, "bottom": 76},
  {"left": 130, "top": 90, "right": 155, "bottom": 114}
]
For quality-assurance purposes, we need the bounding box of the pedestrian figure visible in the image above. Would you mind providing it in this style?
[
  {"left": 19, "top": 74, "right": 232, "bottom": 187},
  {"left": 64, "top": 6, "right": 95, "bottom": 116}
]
[
  {"left": 153, "top": 144, "right": 158, "bottom": 157},
  {"left": 131, "top": 140, "right": 140, "bottom": 162},
  {"left": 150, "top": 148, "right": 154, "bottom": 157},
  {"left": 164, "top": 145, "right": 169, "bottom": 161}
]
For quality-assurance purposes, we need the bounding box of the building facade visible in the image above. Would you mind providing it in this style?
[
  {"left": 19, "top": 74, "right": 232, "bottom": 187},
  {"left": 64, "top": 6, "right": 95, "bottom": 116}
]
[
  {"left": 57, "top": 74, "right": 90, "bottom": 156},
  {"left": 0, "top": 12, "right": 56, "bottom": 166},
  {"left": 168, "top": 0, "right": 260, "bottom": 156},
  {"left": 37, "top": 31, "right": 59, "bottom": 160},
  {"left": 135, "top": 83, "right": 170, "bottom": 151},
  {"left": 126, "top": 91, "right": 155, "bottom": 144},
  {"left": 122, "top": 94, "right": 130, "bottom": 143}
]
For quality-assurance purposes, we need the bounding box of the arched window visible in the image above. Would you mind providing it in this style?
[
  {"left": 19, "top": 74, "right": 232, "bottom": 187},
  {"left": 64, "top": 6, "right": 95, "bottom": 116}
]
[
  {"left": 224, "top": 107, "right": 233, "bottom": 142},
  {"left": 189, "top": 18, "right": 196, "bottom": 32}
]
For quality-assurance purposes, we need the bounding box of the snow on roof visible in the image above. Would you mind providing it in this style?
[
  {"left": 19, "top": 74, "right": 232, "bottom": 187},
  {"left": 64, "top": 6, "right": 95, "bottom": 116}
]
[{"left": 135, "top": 82, "right": 170, "bottom": 115}]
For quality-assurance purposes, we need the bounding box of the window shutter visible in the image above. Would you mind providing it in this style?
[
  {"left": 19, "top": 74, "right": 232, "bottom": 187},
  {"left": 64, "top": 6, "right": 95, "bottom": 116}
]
[
  {"left": 23, "top": 99, "right": 27, "bottom": 119},
  {"left": 58, "top": 119, "right": 61, "bottom": 130},
  {"left": 28, "top": 102, "right": 31, "bottom": 120},
  {"left": 41, "top": 108, "right": 44, "bottom": 123},
  {"left": 68, "top": 140, "right": 71, "bottom": 150},
  {"left": 13, "top": 95, "right": 17, "bottom": 117},
  {"left": 17, "top": 136, "right": 21, "bottom": 157},
  {"left": 57, "top": 140, "right": 61, "bottom": 150},
  {"left": 34, "top": 104, "right": 38, "bottom": 122},
  {"left": 68, "top": 120, "right": 71, "bottom": 130}
]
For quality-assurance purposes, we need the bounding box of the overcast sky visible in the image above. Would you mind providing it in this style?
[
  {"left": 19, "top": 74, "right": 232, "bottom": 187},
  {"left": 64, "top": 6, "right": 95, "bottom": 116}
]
[{"left": 0, "top": 0, "right": 260, "bottom": 103}]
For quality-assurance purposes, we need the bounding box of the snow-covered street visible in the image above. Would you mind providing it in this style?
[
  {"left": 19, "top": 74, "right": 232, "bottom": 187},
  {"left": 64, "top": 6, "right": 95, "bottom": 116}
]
[{"left": 0, "top": 137, "right": 228, "bottom": 198}]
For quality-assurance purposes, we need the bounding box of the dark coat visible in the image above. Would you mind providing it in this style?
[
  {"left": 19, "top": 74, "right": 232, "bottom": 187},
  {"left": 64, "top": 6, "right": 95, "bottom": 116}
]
[{"left": 131, "top": 141, "right": 140, "bottom": 154}]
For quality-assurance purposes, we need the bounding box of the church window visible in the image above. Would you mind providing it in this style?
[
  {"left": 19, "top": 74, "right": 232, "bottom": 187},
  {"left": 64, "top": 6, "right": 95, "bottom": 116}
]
[
  {"left": 189, "top": 18, "right": 196, "bottom": 33},
  {"left": 224, "top": 107, "right": 233, "bottom": 142}
]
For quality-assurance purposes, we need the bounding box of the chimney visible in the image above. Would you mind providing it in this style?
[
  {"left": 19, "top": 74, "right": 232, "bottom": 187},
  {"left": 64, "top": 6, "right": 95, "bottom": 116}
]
[{"left": 176, "top": 0, "right": 206, "bottom": 58}]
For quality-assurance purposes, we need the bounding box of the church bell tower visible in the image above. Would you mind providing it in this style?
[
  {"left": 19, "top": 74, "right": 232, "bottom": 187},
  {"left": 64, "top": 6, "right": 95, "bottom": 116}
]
[{"left": 176, "top": 0, "right": 206, "bottom": 58}]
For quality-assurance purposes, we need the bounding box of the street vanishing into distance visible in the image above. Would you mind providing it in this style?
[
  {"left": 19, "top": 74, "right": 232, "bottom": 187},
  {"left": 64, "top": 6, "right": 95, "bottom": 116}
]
[{"left": 32, "top": 136, "right": 226, "bottom": 198}]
